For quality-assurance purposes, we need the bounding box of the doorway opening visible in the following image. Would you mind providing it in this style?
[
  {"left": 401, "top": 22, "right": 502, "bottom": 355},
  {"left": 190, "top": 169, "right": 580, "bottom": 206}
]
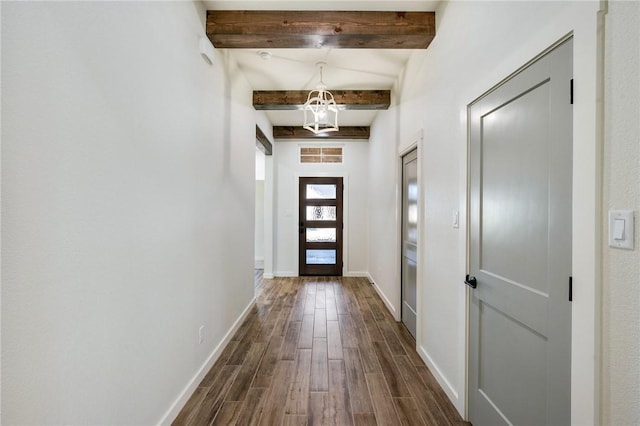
[
  {"left": 255, "top": 125, "right": 273, "bottom": 287},
  {"left": 255, "top": 146, "right": 266, "bottom": 287}
]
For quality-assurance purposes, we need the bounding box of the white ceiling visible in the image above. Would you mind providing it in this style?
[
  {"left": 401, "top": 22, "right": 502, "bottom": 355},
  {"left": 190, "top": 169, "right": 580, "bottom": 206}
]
[{"left": 203, "top": 0, "right": 440, "bottom": 128}]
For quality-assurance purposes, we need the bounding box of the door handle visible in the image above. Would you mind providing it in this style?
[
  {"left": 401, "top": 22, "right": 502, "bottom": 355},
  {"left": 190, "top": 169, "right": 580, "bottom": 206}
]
[{"left": 465, "top": 274, "right": 477, "bottom": 289}]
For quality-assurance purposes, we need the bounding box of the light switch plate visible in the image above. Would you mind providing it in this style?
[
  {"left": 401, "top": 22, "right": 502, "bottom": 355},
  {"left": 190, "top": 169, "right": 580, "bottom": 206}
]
[{"left": 609, "top": 210, "right": 634, "bottom": 249}]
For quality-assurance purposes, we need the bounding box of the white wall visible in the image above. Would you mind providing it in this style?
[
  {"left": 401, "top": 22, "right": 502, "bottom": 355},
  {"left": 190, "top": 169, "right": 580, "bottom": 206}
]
[
  {"left": 367, "top": 104, "right": 401, "bottom": 317},
  {"left": 1, "top": 1, "right": 261, "bottom": 424},
  {"left": 273, "top": 141, "right": 369, "bottom": 276},
  {"left": 602, "top": 1, "right": 640, "bottom": 424},
  {"left": 368, "top": 1, "right": 603, "bottom": 422}
]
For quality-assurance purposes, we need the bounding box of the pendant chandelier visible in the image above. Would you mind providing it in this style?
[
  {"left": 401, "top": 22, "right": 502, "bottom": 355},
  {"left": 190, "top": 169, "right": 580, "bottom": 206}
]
[{"left": 303, "top": 62, "right": 339, "bottom": 135}]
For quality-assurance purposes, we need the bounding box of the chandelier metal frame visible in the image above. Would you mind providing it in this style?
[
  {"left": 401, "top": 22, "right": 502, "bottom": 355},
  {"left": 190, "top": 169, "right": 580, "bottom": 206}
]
[{"left": 303, "top": 62, "right": 339, "bottom": 135}]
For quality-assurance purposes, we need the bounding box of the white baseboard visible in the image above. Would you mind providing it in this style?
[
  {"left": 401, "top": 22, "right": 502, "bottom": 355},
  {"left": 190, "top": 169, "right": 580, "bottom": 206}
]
[
  {"left": 274, "top": 271, "right": 297, "bottom": 277},
  {"left": 263, "top": 273, "right": 274, "bottom": 279},
  {"left": 417, "top": 345, "right": 462, "bottom": 415},
  {"left": 158, "top": 297, "right": 256, "bottom": 425},
  {"left": 343, "top": 271, "right": 369, "bottom": 277},
  {"left": 367, "top": 273, "right": 399, "bottom": 320},
  {"left": 254, "top": 258, "right": 264, "bottom": 269}
]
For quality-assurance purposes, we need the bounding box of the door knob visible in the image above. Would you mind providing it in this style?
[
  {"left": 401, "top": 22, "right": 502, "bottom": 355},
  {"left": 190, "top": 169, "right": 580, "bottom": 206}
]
[{"left": 465, "top": 274, "right": 477, "bottom": 289}]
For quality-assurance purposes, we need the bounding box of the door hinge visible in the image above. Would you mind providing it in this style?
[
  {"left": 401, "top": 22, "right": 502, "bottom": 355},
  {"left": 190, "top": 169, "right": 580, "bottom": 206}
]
[
  {"left": 569, "top": 276, "right": 573, "bottom": 302},
  {"left": 570, "top": 79, "right": 574, "bottom": 105}
]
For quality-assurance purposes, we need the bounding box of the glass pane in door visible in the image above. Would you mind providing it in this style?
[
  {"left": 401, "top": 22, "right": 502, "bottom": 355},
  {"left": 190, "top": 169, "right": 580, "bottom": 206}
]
[
  {"left": 306, "top": 206, "right": 337, "bottom": 221},
  {"left": 306, "top": 250, "right": 337, "bottom": 264},
  {"left": 306, "top": 184, "right": 336, "bottom": 199},
  {"left": 306, "top": 228, "right": 337, "bottom": 242}
]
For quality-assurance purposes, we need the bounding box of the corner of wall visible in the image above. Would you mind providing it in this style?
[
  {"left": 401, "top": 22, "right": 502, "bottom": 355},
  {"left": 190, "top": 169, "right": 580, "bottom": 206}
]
[
  {"left": 158, "top": 297, "right": 256, "bottom": 425},
  {"left": 367, "top": 273, "right": 400, "bottom": 321},
  {"left": 417, "top": 345, "right": 463, "bottom": 416}
]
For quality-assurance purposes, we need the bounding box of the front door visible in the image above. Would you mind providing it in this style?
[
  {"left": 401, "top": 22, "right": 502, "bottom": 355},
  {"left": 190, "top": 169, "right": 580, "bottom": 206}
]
[
  {"left": 299, "top": 177, "right": 343, "bottom": 276},
  {"left": 468, "top": 39, "right": 572, "bottom": 425},
  {"left": 402, "top": 149, "right": 418, "bottom": 338}
]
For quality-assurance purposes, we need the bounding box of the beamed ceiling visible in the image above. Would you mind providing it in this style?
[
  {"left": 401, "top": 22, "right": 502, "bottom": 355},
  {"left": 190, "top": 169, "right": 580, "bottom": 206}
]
[{"left": 204, "top": 1, "right": 439, "bottom": 140}]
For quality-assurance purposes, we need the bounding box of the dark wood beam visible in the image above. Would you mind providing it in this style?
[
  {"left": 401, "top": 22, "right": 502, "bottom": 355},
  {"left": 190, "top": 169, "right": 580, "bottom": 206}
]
[
  {"left": 256, "top": 125, "right": 272, "bottom": 155},
  {"left": 206, "top": 11, "right": 435, "bottom": 49},
  {"left": 253, "top": 90, "right": 390, "bottom": 111},
  {"left": 273, "top": 126, "right": 370, "bottom": 140}
]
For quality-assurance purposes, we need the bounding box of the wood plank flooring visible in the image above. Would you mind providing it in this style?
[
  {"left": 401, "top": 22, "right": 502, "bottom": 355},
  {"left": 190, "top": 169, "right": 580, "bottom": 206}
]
[{"left": 173, "top": 277, "right": 469, "bottom": 426}]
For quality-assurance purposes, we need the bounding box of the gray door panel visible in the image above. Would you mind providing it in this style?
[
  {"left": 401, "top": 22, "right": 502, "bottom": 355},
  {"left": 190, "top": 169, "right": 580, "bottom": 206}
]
[
  {"left": 468, "top": 39, "right": 572, "bottom": 426},
  {"left": 402, "top": 149, "right": 418, "bottom": 338}
]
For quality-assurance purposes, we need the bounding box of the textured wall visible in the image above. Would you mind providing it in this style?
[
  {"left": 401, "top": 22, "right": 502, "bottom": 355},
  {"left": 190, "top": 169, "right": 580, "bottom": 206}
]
[
  {"left": 2, "top": 2, "right": 258, "bottom": 423},
  {"left": 367, "top": 0, "right": 602, "bottom": 419},
  {"left": 602, "top": 1, "right": 640, "bottom": 424}
]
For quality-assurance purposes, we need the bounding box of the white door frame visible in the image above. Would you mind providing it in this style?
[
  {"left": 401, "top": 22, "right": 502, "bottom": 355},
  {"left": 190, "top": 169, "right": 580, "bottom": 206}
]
[
  {"left": 397, "top": 130, "right": 426, "bottom": 359},
  {"left": 293, "top": 171, "right": 351, "bottom": 277},
  {"left": 263, "top": 153, "right": 275, "bottom": 279},
  {"left": 464, "top": 25, "right": 604, "bottom": 424}
]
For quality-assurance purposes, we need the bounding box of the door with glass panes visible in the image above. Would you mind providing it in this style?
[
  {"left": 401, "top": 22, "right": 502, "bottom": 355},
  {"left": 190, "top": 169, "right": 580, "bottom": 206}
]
[{"left": 299, "top": 177, "right": 343, "bottom": 276}]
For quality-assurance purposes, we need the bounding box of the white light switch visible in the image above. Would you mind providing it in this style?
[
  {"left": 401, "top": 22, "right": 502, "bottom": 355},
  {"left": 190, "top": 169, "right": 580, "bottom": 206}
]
[
  {"left": 609, "top": 210, "right": 634, "bottom": 249},
  {"left": 613, "top": 219, "right": 625, "bottom": 240},
  {"left": 452, "top": 211, "right": 459, "bottom": 229}
]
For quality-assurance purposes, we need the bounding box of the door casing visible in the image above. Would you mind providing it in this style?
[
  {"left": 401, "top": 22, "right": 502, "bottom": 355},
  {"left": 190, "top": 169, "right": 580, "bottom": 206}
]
[
  {"left": 298, "top": 176, "right": 344, "bottom": 276},
  {"left": 396, "top": 132, "right": 424, "bottom": 346},
  {"left": 401, "top": 148, "right": 419, "bottom": 338},
  {"left": 466, "top": 36, "right": 573, "bottom": 424},
  {"left": 294, "top": 172, "right": 351, "bottom": 277}
]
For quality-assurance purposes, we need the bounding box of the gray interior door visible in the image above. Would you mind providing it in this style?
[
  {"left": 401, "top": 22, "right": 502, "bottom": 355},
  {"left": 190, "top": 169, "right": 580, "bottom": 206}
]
[
  {"left": 402, "top": 149, "right": 418, "bottom": 338},
  {"left": 468, "top": 39, "right": 573, "bottom": 426}
]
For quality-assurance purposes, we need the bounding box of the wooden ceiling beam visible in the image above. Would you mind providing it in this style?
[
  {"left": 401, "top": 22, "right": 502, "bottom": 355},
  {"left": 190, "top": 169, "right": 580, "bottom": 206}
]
[
  {"left": 256, "top": 125, "right": 272, "bottom": 155},
  {"left": 273, "top": 126, "right": 370, "bottom": 140},
  {"left": 253, "top": 90, "right": 390, "bottom": 111},
  {"left": 206, "top": 11, "right": 435, "bottom": 49}
]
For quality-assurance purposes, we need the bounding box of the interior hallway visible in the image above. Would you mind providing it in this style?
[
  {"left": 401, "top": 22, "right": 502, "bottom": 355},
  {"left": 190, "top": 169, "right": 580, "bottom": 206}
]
[
  {"left": 3, "top": 1, "right": 638, "bottom": 424},
  {"left": 173, "top": 276, "right": 467, "bottom": 425}
]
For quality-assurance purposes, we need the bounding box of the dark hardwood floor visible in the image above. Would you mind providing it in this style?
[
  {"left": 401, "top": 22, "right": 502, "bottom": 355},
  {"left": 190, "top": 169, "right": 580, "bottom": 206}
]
[{"left": 173, "top": 276, "right": 469, "bottom": 425}]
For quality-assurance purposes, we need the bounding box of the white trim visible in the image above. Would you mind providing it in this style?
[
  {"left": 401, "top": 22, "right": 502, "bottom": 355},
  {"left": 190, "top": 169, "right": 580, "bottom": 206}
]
[
  {"left": 343, "top": 271, "right": 369, "bottom": 277},
  {"left": 263, "top": 273, "right": 274, "bottom": 279},
  {"left": 158, "top": 297, "right": 256, "bottom": 425},
  {"left": 263, "top": 154, "right": 275, "bottom": 279},
  {"left": 418, "top": 345, "right": 459, "bottom": 402},
  {"left": 397, "top": 130, "right": 424, "bottom": 342},
  {"left": 398, "top": 129, "right": 422, "bottom": 156},
  {"left": 368, "top": 273, "right": 399, "bottom": 319},
  {"left": 254, "top": 257, "right": 264, "bottom": 269},
  {"left": 274, "top": 271, "right": 297, "bottom": 277},
  {"left": 460, "top": 12, "right": 605, "bottom": 423}
]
